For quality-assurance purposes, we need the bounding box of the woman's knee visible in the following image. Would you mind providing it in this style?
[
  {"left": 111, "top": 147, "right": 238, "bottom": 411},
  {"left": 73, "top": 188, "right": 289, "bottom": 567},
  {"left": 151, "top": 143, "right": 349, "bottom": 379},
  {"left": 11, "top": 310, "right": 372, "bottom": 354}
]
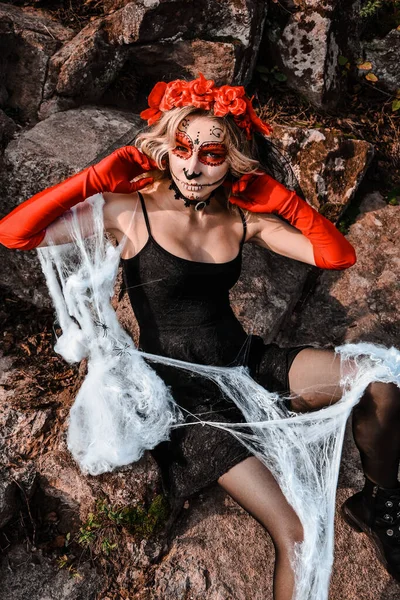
[
  {"left": 218, "top": 456, "right": 304, "bottom": 546},
  {"left": 274, "top": 516, "right": 304, "bottom": 551},
  {"left": 288, "top": 348, "right": 357, "bottom": 412}
]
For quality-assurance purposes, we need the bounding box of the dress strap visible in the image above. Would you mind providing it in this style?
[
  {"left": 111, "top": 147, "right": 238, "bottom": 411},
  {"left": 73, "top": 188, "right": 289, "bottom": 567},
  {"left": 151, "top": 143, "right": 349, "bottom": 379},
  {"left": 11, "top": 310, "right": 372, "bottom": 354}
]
[
  {"left": 138, "top": 190, "right": 246, "bottom": 247},
  {"left": 238, "top": 207, "right": 247, "bottom": 247},
  {"left": 138, "top": 191, "right": 152, "bottom": 236}
]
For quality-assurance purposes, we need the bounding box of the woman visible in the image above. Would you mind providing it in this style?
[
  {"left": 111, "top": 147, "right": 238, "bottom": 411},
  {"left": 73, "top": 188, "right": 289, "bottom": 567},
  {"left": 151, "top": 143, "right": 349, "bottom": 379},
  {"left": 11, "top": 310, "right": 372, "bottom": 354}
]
[{"left": 1, "top": 73, "right": 399, "bottom": 599}]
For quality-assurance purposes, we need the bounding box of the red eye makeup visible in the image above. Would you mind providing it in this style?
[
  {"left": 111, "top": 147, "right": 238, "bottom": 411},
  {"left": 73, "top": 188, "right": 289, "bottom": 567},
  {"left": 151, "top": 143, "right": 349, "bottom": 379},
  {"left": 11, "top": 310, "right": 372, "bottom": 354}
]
[
  {"left": 171, "top": 135, "right": 227, "bottom": 167},
  {"left": 198, "top": 143, "right": 227, "bottom": 166},
  {"left": 172, "top": 132, "right": 193, "bottom": 160}
]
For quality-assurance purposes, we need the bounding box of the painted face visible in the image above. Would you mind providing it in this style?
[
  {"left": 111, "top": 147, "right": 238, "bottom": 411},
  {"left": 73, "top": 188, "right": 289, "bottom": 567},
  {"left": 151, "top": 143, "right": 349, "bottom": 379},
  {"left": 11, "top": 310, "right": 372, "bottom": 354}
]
[{"left": 168, "top": 115, "right": 229, "bottom": 201}]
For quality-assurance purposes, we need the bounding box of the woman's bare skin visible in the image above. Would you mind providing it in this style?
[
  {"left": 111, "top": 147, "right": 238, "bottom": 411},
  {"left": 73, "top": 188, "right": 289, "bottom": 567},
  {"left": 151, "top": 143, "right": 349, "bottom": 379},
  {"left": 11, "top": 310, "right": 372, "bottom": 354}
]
[
  {"left": 105, "top": 177, "right": 316, "bottom": 265},
  {"left": 39, "top": 176, "right": 316, "bottom": 267}
]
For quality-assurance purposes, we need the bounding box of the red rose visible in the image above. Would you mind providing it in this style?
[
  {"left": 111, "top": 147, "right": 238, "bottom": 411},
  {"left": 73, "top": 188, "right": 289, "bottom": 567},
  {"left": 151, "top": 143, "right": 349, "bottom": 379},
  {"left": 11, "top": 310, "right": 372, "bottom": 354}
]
[
  {"left": 159, "top": 80, "right": 191, "bottom": 111},
  {"left": 148, "top": 81, "right": 167, "bottom": 108},
  {"left": 213, "top": 85, "right": 247, "bottom": 117},
  {"left": 139, "top": 107, "right": 162, "bottom": 125},
  {"left": 140, "top": 81, "right": 168, "bottom": 125},
  {"left": 188, "top": 72, "right": 215, "bottom": 110},
  {"left": 140, "top": 76, "right": 273, "bottom": 138}
]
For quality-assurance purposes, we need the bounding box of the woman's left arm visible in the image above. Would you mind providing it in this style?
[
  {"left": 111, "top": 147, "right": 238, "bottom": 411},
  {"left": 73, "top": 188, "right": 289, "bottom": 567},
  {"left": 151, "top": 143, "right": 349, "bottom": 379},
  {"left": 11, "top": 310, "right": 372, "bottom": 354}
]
[
  {"left": 247, "top": 213, "right": 317, "bottom": 266},
  {"left": 230, "top": 173, "right": 357, "bottom": 270}
]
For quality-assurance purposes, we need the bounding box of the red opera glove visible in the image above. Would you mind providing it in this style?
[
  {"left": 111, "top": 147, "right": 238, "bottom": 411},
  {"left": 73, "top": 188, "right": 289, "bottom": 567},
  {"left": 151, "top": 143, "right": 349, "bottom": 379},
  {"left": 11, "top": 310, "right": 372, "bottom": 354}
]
[
  {"left": 0, "top": 147, "right": 158, "bottom": 250},
  {"left": 229, "top": 172, "right": 356, "bottom": 270}
]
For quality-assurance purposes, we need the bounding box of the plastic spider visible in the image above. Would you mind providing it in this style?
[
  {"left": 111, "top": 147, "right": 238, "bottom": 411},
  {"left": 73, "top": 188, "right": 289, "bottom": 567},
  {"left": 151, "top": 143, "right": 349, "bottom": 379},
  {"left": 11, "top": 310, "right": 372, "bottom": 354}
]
[
  {"left": 112, "top": 342, "right": 131, "bottom": 357},
  {"left": 94, "top": 319, "right": 110, "bottom": 337}
]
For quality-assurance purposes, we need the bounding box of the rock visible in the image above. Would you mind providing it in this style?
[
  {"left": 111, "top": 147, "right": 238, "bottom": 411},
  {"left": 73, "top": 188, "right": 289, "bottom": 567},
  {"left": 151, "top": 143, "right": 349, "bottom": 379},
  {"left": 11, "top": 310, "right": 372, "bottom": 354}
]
[
  {"left": 0, "top": 380, "right": 51, "bottom": 528},
  {"left": 103, "top": 0, "right": 263, "bottom": 51},
  {"left": 268, "top": 124, "right": 374, "bottom": 220},
  {"left": 0, "top": 353, "right": 15, "bottom": 403},
  {"left": 0, "top": 3, "right": 74, "bottom": 122},
  {"left": 0, "top": 543, "right": 99, "bottom": 600},
  {"left": 37, "top": 451, "right": 99, "bottom": 516},
  {"left": 0, "top": 106, "right": 142, "bottom": 306},
  {"left": 360, "top": 28, "right": 400, "bottom": 94},
  {"left": 0, "top": 475, "right": 17, "bottom": 529},
  {"left": 0, "top": 405, "right": 54, "bottom": 460},
  {"left": 232, "top": 244, "right": 312, "bottom": 342},
  {"left": 99, "top": 0, "right": 130, "bottom": 10},
  {"left": 111, "top": 39, "right": 237, "bottom": 112},
  {"left": 230, "top": 125, "right": 373, "bottom": 342},
  {"left": 0, "top": 109, "right": 17, "bottom": 150},
  {"left": 0, "top": 84, "right": 7, "bottom": 107},
  {"left": 149, "top": 487, "right": 274, "bottom": 599},
  {"left": 106, "top": 0, "right": 266, "bottom": 84},
  {"left": 38, "top": 448, "right": 160, "bottom": 522},
  {"left": 36, "top": 95, "right": 80, "bottom": 122},
  {"left": 276, "top": 191, "right": 400, "bottom": 347},
  {"left": 114, "top": 272, "right": 140, "bottom": 345},
  {"left": 259, "top": 1, "right": 361, "bottom": 109},
  {"left": 39, "top": 0, "right": 267, "bottom": 116},
  {"left": 41, "top": 20, "right": 127, "bottom": 117}
]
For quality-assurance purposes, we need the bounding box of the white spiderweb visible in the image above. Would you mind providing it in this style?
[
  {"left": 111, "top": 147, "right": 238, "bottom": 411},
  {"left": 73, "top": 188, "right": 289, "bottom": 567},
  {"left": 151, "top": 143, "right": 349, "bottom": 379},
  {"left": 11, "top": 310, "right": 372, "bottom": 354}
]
[{"left": 37, "top": 193, "right": 400, "bottom": 600}]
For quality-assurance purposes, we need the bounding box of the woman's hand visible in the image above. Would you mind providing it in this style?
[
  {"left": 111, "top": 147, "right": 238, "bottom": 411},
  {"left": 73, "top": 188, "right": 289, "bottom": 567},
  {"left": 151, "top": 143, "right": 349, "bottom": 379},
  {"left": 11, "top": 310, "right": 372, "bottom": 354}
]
[
  {"left": 229, "top": 172, "right": 357, "bottom": 270},
  {"left": 0, "top": 146, "right": 158, "bottom": 250},
  {"left": 86, "top": 146, "right": 158, "bottom": 194}
]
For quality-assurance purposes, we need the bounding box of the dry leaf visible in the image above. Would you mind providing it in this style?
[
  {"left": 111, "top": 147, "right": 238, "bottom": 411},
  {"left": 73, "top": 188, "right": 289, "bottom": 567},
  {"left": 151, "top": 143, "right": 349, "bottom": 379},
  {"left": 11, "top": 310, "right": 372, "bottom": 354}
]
[{"left": 358, "top": 61, "right": 373, "bottom": 70}]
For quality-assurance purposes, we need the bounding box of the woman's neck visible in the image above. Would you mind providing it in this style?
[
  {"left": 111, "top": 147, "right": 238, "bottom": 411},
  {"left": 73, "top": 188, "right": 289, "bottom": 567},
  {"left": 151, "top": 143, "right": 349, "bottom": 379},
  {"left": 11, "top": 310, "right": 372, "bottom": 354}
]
[{"left": 153, "top": 177, "right": 229, "bottom": 217}]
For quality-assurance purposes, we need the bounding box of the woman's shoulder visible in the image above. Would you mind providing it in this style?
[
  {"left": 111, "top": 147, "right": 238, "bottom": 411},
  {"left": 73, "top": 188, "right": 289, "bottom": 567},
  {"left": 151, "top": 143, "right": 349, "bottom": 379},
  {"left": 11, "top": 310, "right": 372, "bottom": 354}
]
[
  {"left": 102, "top": 191, "right": 141, "bottom": 232},
  {"left": 102, "top": 191, "right": 139, "bottom": 206}
]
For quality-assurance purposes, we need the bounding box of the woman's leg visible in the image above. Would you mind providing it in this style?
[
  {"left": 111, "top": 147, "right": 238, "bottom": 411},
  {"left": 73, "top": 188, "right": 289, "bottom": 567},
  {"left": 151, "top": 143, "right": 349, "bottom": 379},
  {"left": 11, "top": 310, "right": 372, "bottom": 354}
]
[
  {"left": 288, "top": 347, "right": 400, "bottom": 580},
  {"left": 218, "top": 456, "right": 303, "bottom": 600},
  {"left": 218, "top": 348, "right": 400, "bottom": 596},
  {"left": 216, "top": 349, "right": 351, "bottom": 600},
  {"left": 287, "top": 348, "right": 400, "bottom": 488}
]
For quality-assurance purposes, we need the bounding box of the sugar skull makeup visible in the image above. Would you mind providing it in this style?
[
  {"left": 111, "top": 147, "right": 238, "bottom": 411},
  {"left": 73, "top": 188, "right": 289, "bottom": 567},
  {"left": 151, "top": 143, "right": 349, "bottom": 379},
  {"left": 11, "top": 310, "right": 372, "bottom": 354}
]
[{"left": 168, "top": 115, "right": 230, "bottom": 201}]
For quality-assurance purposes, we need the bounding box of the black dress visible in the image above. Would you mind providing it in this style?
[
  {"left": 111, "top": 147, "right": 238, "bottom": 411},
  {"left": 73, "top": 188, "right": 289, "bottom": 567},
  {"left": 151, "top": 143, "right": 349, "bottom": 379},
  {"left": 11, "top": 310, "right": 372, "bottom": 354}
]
[{"left": 121, "top": 192, "right": 312, "bottom": 500}]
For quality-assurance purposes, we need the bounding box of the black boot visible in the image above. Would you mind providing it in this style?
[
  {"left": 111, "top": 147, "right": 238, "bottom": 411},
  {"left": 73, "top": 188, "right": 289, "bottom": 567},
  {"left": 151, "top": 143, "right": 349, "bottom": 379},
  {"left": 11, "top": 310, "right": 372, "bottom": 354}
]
[{"left": 341, "top": 478, "right": 400, "bottom": 581}]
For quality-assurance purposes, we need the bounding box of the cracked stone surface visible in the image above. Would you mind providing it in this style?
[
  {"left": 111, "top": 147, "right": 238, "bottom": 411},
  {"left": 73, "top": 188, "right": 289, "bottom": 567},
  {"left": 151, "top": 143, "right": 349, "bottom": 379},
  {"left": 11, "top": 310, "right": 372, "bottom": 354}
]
[
  {"left": 0, "top": 106, "right": 140, "bottom": 306},
  {"left": 277, "top": 191, "right": 400, "bottom": 348}
]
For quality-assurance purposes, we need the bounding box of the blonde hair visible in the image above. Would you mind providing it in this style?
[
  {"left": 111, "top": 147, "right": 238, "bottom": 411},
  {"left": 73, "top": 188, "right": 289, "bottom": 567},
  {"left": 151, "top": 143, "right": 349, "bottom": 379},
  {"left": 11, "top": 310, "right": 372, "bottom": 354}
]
[{"left": 134, "top": 106, "right": 261, "bottom": 211}]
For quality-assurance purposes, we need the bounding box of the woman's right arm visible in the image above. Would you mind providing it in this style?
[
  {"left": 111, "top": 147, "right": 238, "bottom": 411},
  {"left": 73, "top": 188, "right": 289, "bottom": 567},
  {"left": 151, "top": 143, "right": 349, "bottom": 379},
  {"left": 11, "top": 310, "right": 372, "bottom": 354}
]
[
  {"left": 0, "top": 147, "right": 157, "bottom": 250},
  {"left": 36, "top": 192, "right": 130, "bottom": 247},
  {"left": 36, "top": 200, "right": 101, "bottom": 247}
]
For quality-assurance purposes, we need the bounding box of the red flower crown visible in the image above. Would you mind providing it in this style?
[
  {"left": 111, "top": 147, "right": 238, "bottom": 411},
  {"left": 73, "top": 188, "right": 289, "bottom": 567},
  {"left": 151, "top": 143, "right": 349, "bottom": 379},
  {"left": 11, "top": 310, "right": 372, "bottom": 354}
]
[{"left": 139, "top": 72, "right": 273, "bottom": 140}]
